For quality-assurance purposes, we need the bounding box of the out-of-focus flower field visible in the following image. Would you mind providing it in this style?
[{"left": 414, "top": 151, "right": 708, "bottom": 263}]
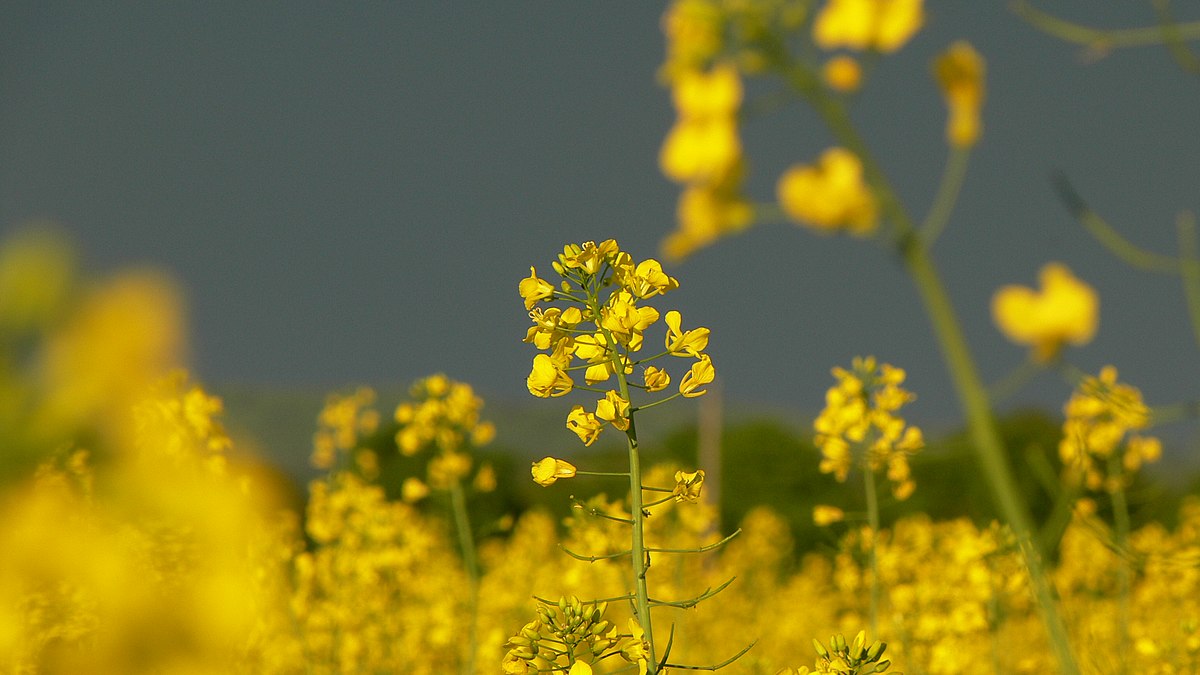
[
  {"left": 5, "top": 1, "right": 1200, "bottom": 673},
  {"left": 1, "top": 230, "right": 1197, "bottom": 674}
]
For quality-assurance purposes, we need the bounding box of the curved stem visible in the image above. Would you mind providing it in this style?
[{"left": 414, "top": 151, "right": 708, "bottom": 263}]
[
  {"left": 1175, "top": 212, "right": 1200, "bottom": 349},
  {"left": 1013, "top": 1, "right": 1200, "bottom": 49},
  {"left": 920, "top": 146, "right": 972, "bottom": 247}
]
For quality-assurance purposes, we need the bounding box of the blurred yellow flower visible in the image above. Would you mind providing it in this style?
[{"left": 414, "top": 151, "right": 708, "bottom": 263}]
[
  {"left": 813, "top": 0, "right": 924, "bottom": 53},
  {"left": 992, "top": 262, "right": 1098, "bottom": 362},
  {"left": 660, "top": 116, "right": 742, "bottom": 187},
  {"left": 531, "top": 457, "right": 578, "bottom": 487},
  {"left": 662, "top": 184, "right": 753, "bottom": 261},
  {"left": 822, "top": 55, "right": 862, "bottom": 92},
  {"left": 813, "top": 504, "right": 846, "bottom": 526},
  {"left": 1060, "top": 365, "right": 1159, "bottom": 491},
  {"left": 777, "top": 148, "right": 878, "bottom": 236},
  {"left": 934, "top": 41, "right": 986, "bottom": 148},
  {"left": 401, "top": 477, "right": 431, "bottom": 503}
]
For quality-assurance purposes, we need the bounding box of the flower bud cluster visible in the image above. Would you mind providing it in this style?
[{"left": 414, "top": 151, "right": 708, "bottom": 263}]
[
  {"left": 501, "top": 597, "right": 626, "bottom": 674},
  {"left": 520, "top": 240, "right": 715, "bottom": 448},
  {"left": 810, "top": 630, "right": 896, "bottom": 674},
  {"left": 814, "top": 356, "right": 923, "bottom": 500}
]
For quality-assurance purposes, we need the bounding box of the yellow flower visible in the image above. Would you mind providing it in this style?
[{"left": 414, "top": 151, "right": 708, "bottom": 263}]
[
  {"left": 401, "top": 477, "right": 430, "bottom": 503},
  {"left": 595, "top": 391, "right": 631, "bottom": 432},
  {"left": 672, "top": 469, "right": 705, "bottom": 502},
  {"left": 569, "top": 662, "right": 593, "bottom": 675},
  {"left": 643, "top": 366, "right": 671, "bottom": 392},
  {"left": 531, "top": 456, "right": 578, "bottom": 486},
  {"left": 1059, "top": 366, "right": 1159, "bottom": 491},
  {"left": 934, "top": 41, "right": 986, "bottom": 148},
  {"left": 671, "top": 62, "right": 742, "bottom": 119},
  {"left": 664, "top": 310, "right": 711, "bottom": 357},
  {"left": 519, "top": 266, "right": 555, "bottom": 310},
  {"left": 680, "top": 354, "right": 715, "bottom": 397},
  {"left": 813, "top": 504, "right": 846, "bottom": 526},
  {"left": 660, "top": 0, "right": 725, "bottom": 82},
  {"left": 991, "top": 262, "right": 1098, "bottom": 362},
  {"left": 777, "top": 148, "right": 878, "bottom": 235},
  {"left": 617, "top": 258, "right": 680, "bottom": 299},
  {"left": 822, "top": 55, "right": 863, "bottom": 92},
  {"left": 567, "top": 405, "right": 604, "bottom": 446},
  {"left": 660, "top": 115, "right": 742, "bottom": 187},
  {"left": 662, "top": 184, "right": 753, "bottom": 261},
  {"left": 620, "top": 618, "right": 652, "bottom": 675},
  {"left": 473, "top": 462, "right": 497, "bottom": 492},
  {"left": 813, "top": 0, "right": 924, "bottom": 53},
  {"left": 527, "top": 353, "right": 575, "bottom": 397}
]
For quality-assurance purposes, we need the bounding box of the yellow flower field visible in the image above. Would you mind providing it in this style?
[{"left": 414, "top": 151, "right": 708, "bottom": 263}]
[{"left": 4, "top": 2, "right": 1200, "bottom": 674}]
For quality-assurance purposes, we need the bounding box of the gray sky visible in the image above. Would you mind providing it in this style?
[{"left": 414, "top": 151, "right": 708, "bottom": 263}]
[{"left": 3, "top": 2, "right": 1199, "bottom": 454}]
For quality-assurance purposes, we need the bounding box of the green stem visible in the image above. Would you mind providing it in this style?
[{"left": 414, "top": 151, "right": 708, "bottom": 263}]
[
  {"left": 1013, "top": 1, "right": 1200, "bottom": 49},
  {"left": 592, "top": 296, "right": 658, "bottom": 673},
  {"left": 449, "top": 479, "right": 479, "bottom": 675},
  {"left": 1175, "top": 212, "right": 1200, "bottom": 349},
  {"left": 863, "top": 465, "right": 880, "bottom": 637},
  {"left": 920, "top": 146, "right": 972, "bottom": 248},
  {"left": 1108, "top": 454, "right": 1132, "bottom": 675}
]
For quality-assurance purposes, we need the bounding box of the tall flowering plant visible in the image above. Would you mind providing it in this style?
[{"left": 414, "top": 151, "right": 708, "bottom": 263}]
[{"left": 505, "top": 240, "right": 748, "bottom": 675}]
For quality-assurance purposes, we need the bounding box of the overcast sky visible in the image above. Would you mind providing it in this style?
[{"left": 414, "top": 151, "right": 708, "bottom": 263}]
[{"left": 3, "top": 2, "right": 1199, "bottom": 456}]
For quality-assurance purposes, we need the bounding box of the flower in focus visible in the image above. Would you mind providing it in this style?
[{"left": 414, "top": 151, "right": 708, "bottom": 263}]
[
  {"left": 777, "top": 148, "right": 879, "bottom": 236},
  {"left": 521, "top": 240, "right": 715, "bottom": 446},
  {"left": 680, "top": 354, "right": 716, "bottom": 398},
  {"left": 527, "top": 353, "right": 575, "bottom": 398},
  {"left": 992, "top": 262, "right": 1098, "bottom": 363},
  {"left": 813, "top": 0, "right": 924, "bottom": 54},
  {"left": 519, "top": 267, "right": 556, "bottom": 310},
  {"left": 532, "top": 457, "right": 578, "bottom": 487},
  {"left": 595, "top": 391, "right": 631, "bottom": 432},
  {"left": 566, "top": 406, "right": 604, "bottom": 446},
  {"left": 672, "top": 469, "right": 706, "bottom": 502},
  {"left": 934, "top": 40, "right": 986, "bottom": 148}
]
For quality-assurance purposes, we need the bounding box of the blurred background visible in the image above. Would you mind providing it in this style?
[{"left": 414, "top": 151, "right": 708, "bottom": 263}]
[{"left": 3, "top": 2, "right": 1199, "bottom": 501}]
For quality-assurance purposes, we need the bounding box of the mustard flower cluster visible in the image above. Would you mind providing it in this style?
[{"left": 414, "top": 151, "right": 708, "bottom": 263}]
[
  {"left": 520, "top": 240, "right": 715, "bottom": 448},
  {"left": 393, "top": 373, "right": 497, "bottom": 493},
  {"left": 813, "top": 356, "right": 923, "bottom": 499},
  {"left": 501, "top": 597, "right": 649, "bottom": 675},
  {"left": 1059, "top": 366, "right": 1161, "bottom": 492},
  {"left": 311, "top": 386, "right": 380, "bottom": 471}
]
